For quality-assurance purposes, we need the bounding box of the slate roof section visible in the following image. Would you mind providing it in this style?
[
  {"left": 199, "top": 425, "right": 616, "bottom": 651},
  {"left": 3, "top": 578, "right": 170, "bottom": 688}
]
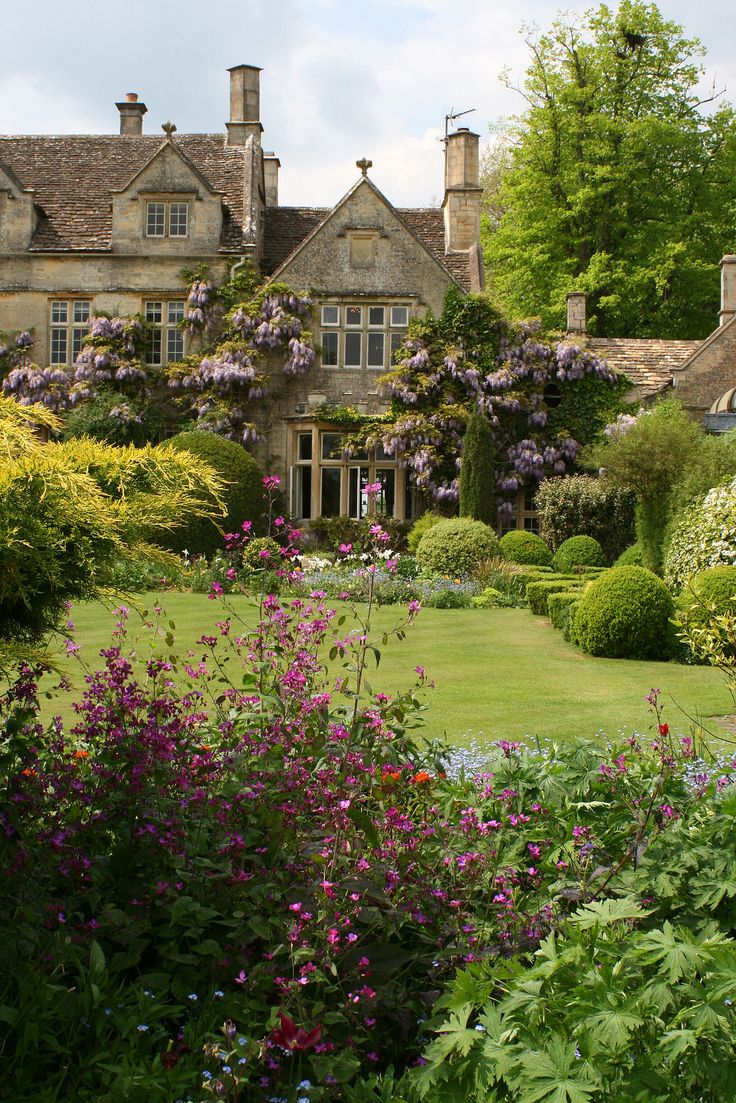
[
  {"left": 0, "top": 134, "right": 247, "bottom": 252},
  {"left": 583, "top": 336, "right": 702, "bottom": 399},
  {"left": 262, "top": 205, "right": 472, "bottom": 290}
]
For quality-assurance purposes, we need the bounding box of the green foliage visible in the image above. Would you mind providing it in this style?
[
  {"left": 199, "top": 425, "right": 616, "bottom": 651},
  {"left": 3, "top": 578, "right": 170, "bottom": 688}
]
[
  {"left": 62, "top": 391, "right": 165, "bottom": 446},
  {"left": 483, "top": 1, "right": 736, "bottom": 339},
  {"left": 471, "top": 587, "right": 517, "bottom": 609},
  {"left": 553, "top": 535, "right": 606, "bottom": 572},
  {"left": 416, "top": 518, "right": 500, "bottom": 577},
  {"left": 586, "top": 400, "right": 704, "bottom": 573},
  {"left": 664, "top": 475, "right": 736, "bottom": 589},
  {"left": 570, "top": 565, "right": 674, "bottom": 659},
  {"left": 161, "top": 431, "right": 265, "bottom": 556},
  {"left": 240, "top": 536, "right": 282, "bottom": 574},
  {"left": 547, "top": 590, "right": 581, "bottom": 636},
  {"left": 459, "top": 412, "right": 496, "bottom": 524},
  {"left": 535, "top": 474, "right": 636, "bottom": 562},
  {"left": 527, "top": 578, "right": 583, "bottom": 616},
  {"left": 423, "top": 588, "right": 473, "bottom": 609},
  {"left": 674, "top": 567, "right": 736, "bottom": 665},
  {"left": 614, "top": 542, "right": 644, "bottom": 567},
  {"left": 407, "top": 513, "right": 445, "bottom": 555},
  {"left": 311, "top": 514, "right": 411, "bottom": 553},
  {"left": 499, "top": 529, "right": 553, "bottom": 566}
]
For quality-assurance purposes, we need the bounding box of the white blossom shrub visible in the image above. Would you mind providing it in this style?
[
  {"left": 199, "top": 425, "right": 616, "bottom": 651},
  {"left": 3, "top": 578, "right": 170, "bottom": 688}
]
[{"left": 664, "top": 476, "right": 736, "bottom": 590}]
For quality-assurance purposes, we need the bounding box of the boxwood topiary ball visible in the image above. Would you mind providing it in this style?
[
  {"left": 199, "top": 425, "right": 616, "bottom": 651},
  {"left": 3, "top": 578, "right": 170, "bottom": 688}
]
[
  {"left": 553, "top": 535, "right": 606, "bottom": 572},
  {"left": 498, "top": 529, "right": 553, "bottom": 566},
  {"left": 416, "top": 518, "right": 500, "bottom": 576},
  {"left": 569, "top": 565, "right": 674, "bottom": 659}
]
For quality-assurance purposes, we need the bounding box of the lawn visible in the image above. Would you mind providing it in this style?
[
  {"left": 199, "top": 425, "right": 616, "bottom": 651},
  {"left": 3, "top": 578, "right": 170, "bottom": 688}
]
[{"left": 40, "top": 592, "right": 732, "bottom": 748}]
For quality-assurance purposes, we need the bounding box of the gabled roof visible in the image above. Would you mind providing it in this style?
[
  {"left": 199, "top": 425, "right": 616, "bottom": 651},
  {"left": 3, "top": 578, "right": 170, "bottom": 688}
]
[
  {"left": 262, "top": 188, "right": 473, "bottom": 291},
  {"left": 583, "top": 336, "right": 701, "bottom": 400},
  {"left": 0, "top": 134, "right": 247, "bottom": 251},
  {"left": 113, "top": 135, "right": 221, "bottom": 197}
]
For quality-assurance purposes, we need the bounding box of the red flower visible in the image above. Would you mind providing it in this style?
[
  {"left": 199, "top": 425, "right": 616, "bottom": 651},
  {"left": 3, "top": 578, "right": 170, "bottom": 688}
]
[
  {"left": 271, "top": 1011, "right": 322, "bottom": 1052},
  {"left": 412, "top": 770, "right": 432, "bottom": 784},
  {"left": 658, "top": 723, "right": 669, "bottom": 737}
]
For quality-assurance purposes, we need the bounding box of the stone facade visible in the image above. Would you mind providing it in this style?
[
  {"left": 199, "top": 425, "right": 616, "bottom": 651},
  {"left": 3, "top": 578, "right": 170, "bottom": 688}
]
[{"left": 0, "top": 64, "right": 485, "bottom": 523}]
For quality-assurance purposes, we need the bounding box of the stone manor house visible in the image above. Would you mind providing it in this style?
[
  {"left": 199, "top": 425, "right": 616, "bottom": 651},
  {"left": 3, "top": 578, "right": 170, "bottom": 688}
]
[{"left": 1, "top": 64, "right": 736, "bottom": 527}]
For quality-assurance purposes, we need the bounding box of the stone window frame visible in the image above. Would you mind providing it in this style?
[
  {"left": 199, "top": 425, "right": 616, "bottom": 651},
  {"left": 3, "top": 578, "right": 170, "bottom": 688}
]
[
  {"left": 48, "top": 298, "right": 91, "bottom": 366},
  {"left": 289, "top": 423, "right": 411, "bottom": 521},
  {"left": 498, "top": 489, "right": 541, "bottom": 536},
  {"left": 318, "top": 299, "right": 411, "bottom": 372},
  {"left": 143, "top": 299, "right": 186, "bottom": 366},
  {"left": 144, "top": 198, "right": 190, "bottom": 239}
]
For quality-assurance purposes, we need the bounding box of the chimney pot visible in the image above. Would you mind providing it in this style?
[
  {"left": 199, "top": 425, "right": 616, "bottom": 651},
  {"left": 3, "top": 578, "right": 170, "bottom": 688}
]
[
  {"left": 263, "top": 152, "right": 280, "bottom": 207},
  {"left": 720, "top": 254, "right": 736, "bottom": 326},
  {"left": 125, "top": 92, "right": 138, "bottom": 103}
]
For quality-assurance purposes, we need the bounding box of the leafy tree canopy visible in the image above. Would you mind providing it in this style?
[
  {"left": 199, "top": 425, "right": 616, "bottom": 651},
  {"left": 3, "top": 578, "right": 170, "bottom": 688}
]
[{"left": 483, "top": 1, "right": 736, "bottom": 338}]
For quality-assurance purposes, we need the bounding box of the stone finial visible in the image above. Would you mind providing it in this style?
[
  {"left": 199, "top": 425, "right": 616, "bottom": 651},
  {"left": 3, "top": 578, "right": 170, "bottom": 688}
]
[
  {"left": 356, "top": 158, "right": 373, "bottom": 177},
  {"left": 162, "top": 121, "right": 177, "bottom": 137}
]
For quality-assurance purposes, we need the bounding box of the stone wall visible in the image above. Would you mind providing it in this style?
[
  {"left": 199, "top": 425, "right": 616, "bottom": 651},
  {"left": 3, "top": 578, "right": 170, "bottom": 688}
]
[{"left": 673, "top": 313, "right": 736, "bottom": 415}]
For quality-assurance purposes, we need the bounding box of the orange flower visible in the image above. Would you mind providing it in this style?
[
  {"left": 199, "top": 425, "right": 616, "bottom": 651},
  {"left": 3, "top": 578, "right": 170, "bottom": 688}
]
[
  {"left": 21, "top": 768, "right": 37, "bottom": 777},
  {"left": 74, "top": 750, "right": 89, "bottom": 759},
  {"left": 381, "top": 768, "right": 401, "bottom": 785},
  {"left": 412, "top": 770, "right": 432, "bottom": 785}
]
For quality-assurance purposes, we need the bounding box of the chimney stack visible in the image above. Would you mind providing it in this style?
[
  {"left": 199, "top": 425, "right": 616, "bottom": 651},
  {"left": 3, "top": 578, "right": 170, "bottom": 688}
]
[
  {"left": 566, "top": 291, "right": 587, "bottom": 334},
  {"left": 226, "top": 64, "right": 262, "bottom": 146},
  {"left": 116, "top": 92, "right": 147, "bottom": 136},
  {"left": 720, "top": 255, "right": 736, "bottom": 326},
  {"left": 442, "top": 128, "right": 482, "bottom": 252},
  {"left": 263, "top": 152, "right": 280, "bottom": 207}
]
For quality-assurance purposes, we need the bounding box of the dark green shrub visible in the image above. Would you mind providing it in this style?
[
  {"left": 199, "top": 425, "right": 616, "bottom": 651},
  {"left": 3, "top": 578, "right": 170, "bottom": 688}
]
[
  {"left": 416, "top": 518, "right": 500, "bottom": 576},
  {"left": 547, "top": 590, "right": 582, "bottom": 637},
  {"left": 570, "top": 565, "right": 674, "bottom": 659},
  {"left": 395, "top": 555, "right": 420, "bottom": 579},
  {"left": 499, "top": 529, "right": 553, "bottom": 566},
  {"left": 459, "top": 412, "right": 495, "bottom": 524},
  {"left": 535, "top": 474, "right": 636, "bottom": 562},
  {"left": 552, "top": 535, "right": 606, "bottom": 572},
  {"left": 160, "top": 432, "right": 265, "bottom": 556},
  {"left": 407, "top": 513, "right": 445, "bottom": 555},
  {"left": 424, "top": 587, "right": 473, "bottom": 609},
  {"left": 614, "top": 542, "right": 644, "bottom": 567},
  {"left": 311, "top": 514, "right": 410, "bottom": 552},
  {"left": 62, "top": 391, "right": 164, "bottom": 446},
  {"left": 527, "top": 578, "right": 583, "bottom": 616}
]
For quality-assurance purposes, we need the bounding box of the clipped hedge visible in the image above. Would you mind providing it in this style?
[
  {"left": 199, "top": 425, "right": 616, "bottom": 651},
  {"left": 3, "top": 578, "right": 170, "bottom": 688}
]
[
  {"left": 407, "top": 513, "right": 445, "bottom": 555},
  {"left": 552, "top": 535, "right": 606, "bottom": 573},
  {"left": 161, "top": 431, "right": 266, "bottom": 556},
  {"left": 499, "top": 529, "right": 553, "bottom": 566},
  {"left": 415, "top": 518, "right": 500, "bottom": 577},
  {"left": 527, "top": 578, "right": 584, "bottom": 616},
  {"left": 535, "top": 475, "right": 636, "bottom": 562},
  {"left": 547, "top": 590, "right": 582, "bottom": 637},
  {"left": 570, "top": 565, "right": 674, "bottom": 660}
]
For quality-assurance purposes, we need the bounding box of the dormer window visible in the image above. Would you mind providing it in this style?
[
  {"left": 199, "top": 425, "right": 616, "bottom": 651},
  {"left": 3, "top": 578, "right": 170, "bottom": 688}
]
[{"left": 146, "top": 201, "right": 189, "bottom": 238}]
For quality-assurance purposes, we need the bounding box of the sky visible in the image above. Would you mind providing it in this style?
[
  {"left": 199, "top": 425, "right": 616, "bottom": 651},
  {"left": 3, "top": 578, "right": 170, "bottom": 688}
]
[{"left": 1, "top": 0, "right": 735, "bottom": 208}]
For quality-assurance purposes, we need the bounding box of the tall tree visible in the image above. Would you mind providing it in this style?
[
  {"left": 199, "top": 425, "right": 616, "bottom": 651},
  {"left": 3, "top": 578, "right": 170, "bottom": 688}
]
[
  {"left": 483, "top": 2, "right": 736, "bottom": 339},
  {"left": 459, "top": 412, "right": 496, "bottom": 524}
]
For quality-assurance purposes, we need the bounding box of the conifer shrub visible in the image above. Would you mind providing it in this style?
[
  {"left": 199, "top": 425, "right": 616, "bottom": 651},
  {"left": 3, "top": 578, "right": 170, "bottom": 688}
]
[
  {"left": 570, "top": 565, "right": 674, "bottom": 659},
  {"left": 499, "top": 529, "right": 553, "bottom": 566},
  {"left": 547, "top": 590, "right": 581, "bottom": 636},
  {"left": 459, "top": 412, "right": 495, "bottom": 524},
  {"left": 161, "top": 431, "right": 266, "bottom": 556},
  {"left": 552, "top": 535, "right": 606, "bottom": 572},
  {"left": 415, "top": 518, "right": 499, "bottom": 576}
]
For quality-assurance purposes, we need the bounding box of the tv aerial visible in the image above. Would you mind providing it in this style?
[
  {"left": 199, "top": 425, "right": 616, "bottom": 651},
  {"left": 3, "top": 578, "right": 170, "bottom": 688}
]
[{"left": 442, "top": 107, "right": 476, "bottom": 143}]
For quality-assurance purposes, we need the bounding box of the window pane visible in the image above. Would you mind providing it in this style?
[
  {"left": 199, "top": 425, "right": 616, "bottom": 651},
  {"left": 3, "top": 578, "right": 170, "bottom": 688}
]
[
  {"left": 345, "top": 332, "right": 361, "bottom": 367},
  {"left": 168, "top": 301, "right": 185, "bottom": 323},
  {"left": 169, "top": 203, "right": 188, "bottom": 236},
  {"left": 376, "top": 469, "right": 395, "bottom": 516},
  {"left": 50, "top": 328, "right": 67, "bottom": 364},
  {"left": 349, "top": 466, "right": 370, "bottom": 519},
  {"left": 368, "top": 306, "right": 385, "bottom": 327},
  {"left": 345, "top": 306, "right": 362, "bottom": 327},
  {"left": 321, "top": 432, "right": 343, "bottom": 460},
  {"left": 390, "top": 332, "right": 405, "bottom": 362},
  {"left": 295, "top": 466, "right": 312, "bottom": 518},
  {"left": 321, "top": 305, "right": 339, "bottom": 325},
  {"left": 167, "top": 329, "right": 184, "bottom": 362},
  {"left": 390, "top": 305, "right": 409, "bottom": 327},
  {"left": 367, "top": 332, "right": 384, "bottom": 367},
  {"left": 297, "top": 433, "right": 313, "bottom": 461},
  {"left": 72, "top": 328, "right": 87, "bottom": 360},
  {"left": 146, "top": 330, "right": 162, "bottom": 365},
  {"left": 73, "top": 301, "right": 90, "bottom": 323},
  {"left": 321, "top": 331, "right": 338, "bottom": 366},
  {"left": 320, "top": 467, "right": 342, "bottom": 516},
  {"left": 51, "top": 301, "right": 68, "bottom": 324},
  {"left": 145, "top": 301, "right": 162, "bottom": 323},
  {"left": 147, "top": 203, "right": 166, "bottom": 236}
]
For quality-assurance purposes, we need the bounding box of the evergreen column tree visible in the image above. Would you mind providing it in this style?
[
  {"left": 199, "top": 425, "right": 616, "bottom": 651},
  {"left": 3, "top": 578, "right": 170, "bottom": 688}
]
[{"left": 459, "top": 412, "right": 496, "bottom": 524}]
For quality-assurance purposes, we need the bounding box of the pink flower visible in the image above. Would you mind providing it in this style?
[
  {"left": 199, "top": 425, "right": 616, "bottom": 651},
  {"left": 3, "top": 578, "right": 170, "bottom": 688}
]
[{"left": 365, "top": 482, "right": 382, "bottom": 495}]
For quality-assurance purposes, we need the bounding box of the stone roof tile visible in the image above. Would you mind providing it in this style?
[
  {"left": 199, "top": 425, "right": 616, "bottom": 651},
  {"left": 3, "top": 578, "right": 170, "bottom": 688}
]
[{"left": 584, "top": 336, "right": 701, "bottom": 399}]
